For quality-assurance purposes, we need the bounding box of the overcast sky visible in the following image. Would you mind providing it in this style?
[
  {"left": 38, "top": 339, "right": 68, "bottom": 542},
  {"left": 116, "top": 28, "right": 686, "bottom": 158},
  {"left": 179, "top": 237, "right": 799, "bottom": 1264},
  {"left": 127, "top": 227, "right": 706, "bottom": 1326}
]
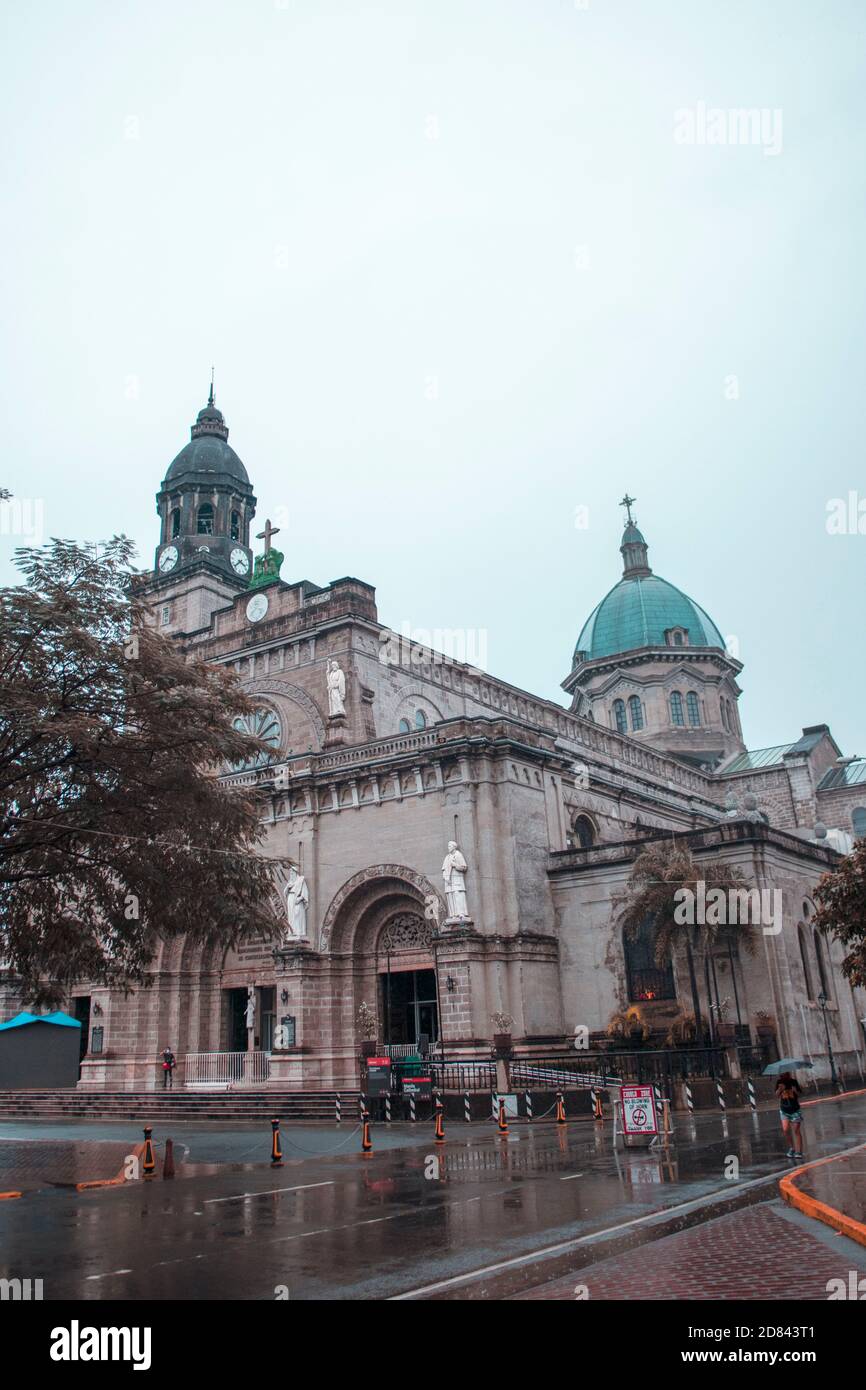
[{"left": 1, "top": 1, "right": 864, "bottom": 756}]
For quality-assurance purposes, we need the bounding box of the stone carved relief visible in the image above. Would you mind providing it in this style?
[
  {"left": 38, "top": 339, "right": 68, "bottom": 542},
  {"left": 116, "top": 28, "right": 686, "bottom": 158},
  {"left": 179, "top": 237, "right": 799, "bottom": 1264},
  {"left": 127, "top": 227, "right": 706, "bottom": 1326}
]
[{"left": 378, "top": 912, "right": 432, "bottom": 953}]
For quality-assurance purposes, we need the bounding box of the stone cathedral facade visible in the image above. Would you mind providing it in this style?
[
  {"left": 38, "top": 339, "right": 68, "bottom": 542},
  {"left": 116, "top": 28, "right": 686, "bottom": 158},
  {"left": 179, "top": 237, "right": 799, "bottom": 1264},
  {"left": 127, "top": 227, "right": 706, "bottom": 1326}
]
[{"left": 14, "top": 390, "right": 866, "bottom": 1091}]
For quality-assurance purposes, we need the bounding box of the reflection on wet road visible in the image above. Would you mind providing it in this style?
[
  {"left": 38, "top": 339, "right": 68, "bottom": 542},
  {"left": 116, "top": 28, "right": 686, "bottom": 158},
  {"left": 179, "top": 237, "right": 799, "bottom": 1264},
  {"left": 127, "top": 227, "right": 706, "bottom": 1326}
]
[{"left": 1, "top": 1094, "right": 864, "bottom": 1300}]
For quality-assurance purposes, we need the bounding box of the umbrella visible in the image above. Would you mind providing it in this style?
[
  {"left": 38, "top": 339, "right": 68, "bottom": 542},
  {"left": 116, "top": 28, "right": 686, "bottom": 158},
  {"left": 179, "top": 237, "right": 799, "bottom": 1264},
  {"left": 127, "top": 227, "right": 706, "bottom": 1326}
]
[{"left": 762, "top": 1058, "right": 814, "bottom": 1074}]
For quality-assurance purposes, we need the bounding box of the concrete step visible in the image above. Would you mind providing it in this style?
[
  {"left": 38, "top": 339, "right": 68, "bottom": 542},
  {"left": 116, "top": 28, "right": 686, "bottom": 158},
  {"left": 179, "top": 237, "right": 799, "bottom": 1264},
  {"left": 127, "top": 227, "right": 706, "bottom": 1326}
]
[{"left": 0, "top": 1088, "right": 361, "bottom": 1122}]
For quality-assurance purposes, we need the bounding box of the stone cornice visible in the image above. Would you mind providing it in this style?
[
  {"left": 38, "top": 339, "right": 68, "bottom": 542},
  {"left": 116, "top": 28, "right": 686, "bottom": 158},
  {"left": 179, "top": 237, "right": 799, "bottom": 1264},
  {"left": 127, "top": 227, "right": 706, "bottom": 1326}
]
[{"left": 547, "top": 818, "right": 841, "bottom": 878}]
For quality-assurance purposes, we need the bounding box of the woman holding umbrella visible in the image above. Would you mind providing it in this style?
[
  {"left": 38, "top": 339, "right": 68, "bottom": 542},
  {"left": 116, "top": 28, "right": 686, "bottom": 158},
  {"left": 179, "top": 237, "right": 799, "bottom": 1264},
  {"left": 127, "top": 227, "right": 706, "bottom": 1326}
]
[{"left": 774, "top": 1070, "right": 804, "bottom": 1159}]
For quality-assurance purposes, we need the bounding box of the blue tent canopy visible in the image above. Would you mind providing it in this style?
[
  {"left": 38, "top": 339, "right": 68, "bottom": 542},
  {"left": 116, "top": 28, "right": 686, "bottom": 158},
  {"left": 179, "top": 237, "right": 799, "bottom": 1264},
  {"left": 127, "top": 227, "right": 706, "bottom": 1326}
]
[{"left": 0, "top": 1010, "right": 81, "bottom": 1032}]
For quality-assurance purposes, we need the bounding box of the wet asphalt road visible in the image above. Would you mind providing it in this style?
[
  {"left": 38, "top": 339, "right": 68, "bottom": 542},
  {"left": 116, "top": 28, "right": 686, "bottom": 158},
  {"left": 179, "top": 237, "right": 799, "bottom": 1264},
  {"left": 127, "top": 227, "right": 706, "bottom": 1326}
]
[{"left": 1, "top": 1093, "right": 864, "bottom": 1300}]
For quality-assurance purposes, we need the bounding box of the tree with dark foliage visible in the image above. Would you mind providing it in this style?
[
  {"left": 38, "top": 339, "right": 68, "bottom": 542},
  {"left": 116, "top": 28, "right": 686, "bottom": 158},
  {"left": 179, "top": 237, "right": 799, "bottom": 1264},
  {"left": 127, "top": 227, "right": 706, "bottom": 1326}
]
[
  {"left": 813, "top": 838, "right": 866, "bottom": 989},
  {"left": 1, "top": 537, "right": 283, "bottom": 1004}
]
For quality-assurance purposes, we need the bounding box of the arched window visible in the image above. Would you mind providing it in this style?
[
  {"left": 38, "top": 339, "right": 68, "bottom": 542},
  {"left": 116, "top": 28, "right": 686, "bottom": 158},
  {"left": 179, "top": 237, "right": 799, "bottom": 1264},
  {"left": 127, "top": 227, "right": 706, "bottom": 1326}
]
[
  {"left": 628, "top": 695, "right": 644, "bottom": 731},
  {"left": 673, "top": 631, "right": 684, "bottom": 645},
  {"left": 686, "top": 691, "right": 701, "bottom": 726},
  {"left": 613, "top": 699, "right": 627, "bottom": 734},
  {"left": 230, "top": 510, "right": 241, "bottom": 542},
  {"left": 670, "top": 691, "right": 684, "bottom": 726},
  {"left": 415, "top": 709, "right": 427, "bottom": 731},
  {"left": 720, "top": 698, "right": 730, "bottom": 732},
  {"left": 398, "top": 718, "right": 411, "bottom": 734},
  {"left": 798, "top": 925, "right": 814, "bottom": 1000},
  {"left": 230, "top": 707, "right": 282, "bottom": 770},
  {"left": 170, "top": 508, "right": 181, "bottom": 538},
  {"left": 197, "top": 503, "right": 214, "bottom": 535},
  {"left": 853, "top": 807, "right": 866, "bottom": 839},
  {"left": 813, "top": 930, "right": 830, "bottom": 1000},
  {"left": 624, "top": 917, "right": 676, "bottom": 1002},
  {"left": 572, "top": 814, "right": 595, "bottom": 849}
]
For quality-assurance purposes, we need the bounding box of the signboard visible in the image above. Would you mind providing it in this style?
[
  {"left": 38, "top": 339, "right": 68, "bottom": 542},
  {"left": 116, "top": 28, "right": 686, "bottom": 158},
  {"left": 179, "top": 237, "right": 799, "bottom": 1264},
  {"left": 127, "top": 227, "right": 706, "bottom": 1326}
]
[
  {"left": 366, "top": 1057, "right": 392, "bottom": 1097},
  {"left": 402, "top": 1075, "right": 431, "bottom": 1099},
  {"left": 620, "top": 1084, "right": 658, "bottom": 1136},
  {"left": 90, "top": 1026, "right": 104, "bottom": 1056},
  {"left": 276, "top": 1015, "right": 296, "bottom": 1049}
]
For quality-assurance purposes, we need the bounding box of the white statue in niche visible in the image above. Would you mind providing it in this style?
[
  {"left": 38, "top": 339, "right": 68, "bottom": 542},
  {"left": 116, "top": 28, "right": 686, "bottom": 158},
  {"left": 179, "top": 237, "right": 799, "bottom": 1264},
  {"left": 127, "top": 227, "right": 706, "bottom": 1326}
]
[
  {"left": 245, "top": 986, "right": 256, "bottom": 1032},
  {"left": 442, "top": 841, "right": 470, "bottom": 920},
  {"left": 326, "top": 660, "right": 346, "bottom": 717},
  {"left": 283, "top": 866, "right": 310, "bottom": 939}
]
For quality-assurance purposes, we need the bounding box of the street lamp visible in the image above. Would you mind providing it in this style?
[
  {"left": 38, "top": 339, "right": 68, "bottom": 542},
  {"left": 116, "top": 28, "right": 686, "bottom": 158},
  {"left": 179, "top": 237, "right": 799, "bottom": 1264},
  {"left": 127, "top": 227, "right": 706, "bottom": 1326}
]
[{"left": 817, "top": 991, "right": 841, "bottom": 1091}]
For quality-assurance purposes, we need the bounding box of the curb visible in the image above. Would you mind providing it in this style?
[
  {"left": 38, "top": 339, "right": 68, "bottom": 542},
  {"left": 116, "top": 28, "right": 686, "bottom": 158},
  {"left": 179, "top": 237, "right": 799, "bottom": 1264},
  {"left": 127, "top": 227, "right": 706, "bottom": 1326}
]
[
  {"left": 780, "top": 1141, "right": 866, "bottom": 1250},
  {"left": 76, "top": 1140, "right": 146, "bottom": 1192}
]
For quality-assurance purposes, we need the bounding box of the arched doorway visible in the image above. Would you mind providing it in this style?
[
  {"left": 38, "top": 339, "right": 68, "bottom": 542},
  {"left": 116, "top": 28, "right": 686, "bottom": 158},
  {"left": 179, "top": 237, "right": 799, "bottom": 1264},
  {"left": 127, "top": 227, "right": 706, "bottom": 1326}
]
[
  {"left": 377, "top": 911, "right": 438, "bottom": 1047},
  {"left": 321, "top": 865, "right": 446, "bottom": 1051}
]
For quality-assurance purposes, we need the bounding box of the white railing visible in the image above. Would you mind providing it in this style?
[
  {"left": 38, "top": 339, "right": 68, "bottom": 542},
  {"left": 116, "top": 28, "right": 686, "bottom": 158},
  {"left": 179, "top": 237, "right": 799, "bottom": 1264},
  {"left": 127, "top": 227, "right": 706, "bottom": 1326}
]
[{"left": 184, "top": 1052, "right": 271, "bottom": 1088}]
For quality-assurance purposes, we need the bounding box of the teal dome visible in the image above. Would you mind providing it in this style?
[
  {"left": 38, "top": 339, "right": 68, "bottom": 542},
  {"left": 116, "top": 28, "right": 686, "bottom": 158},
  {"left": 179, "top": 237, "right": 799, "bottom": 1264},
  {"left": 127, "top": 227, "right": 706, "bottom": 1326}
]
[
  {"left": 575, "top": 574, "right": 725, "bottom": 662},
  {"left": 573, "top": 509, "right": 725, "bottom": 663}
]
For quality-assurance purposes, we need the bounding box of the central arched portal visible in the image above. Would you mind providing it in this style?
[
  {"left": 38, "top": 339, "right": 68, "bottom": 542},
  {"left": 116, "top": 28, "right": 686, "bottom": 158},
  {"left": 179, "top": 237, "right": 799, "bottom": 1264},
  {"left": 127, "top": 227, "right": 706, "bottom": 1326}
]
[{"left": 323, "top": 865, "right": 446, "bottom": 1049}]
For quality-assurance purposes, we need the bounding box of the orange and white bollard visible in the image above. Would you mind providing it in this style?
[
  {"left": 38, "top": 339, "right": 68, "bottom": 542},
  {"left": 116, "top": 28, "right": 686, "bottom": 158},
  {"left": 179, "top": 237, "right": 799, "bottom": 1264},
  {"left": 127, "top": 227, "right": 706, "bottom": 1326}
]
[
  {"left": 361, "top": 1105, "right": 373, "bottom": 1155},
  {"left": 271, "top": 1118, "right": 283, "bottom": 1168},
  {"left": 142, "top": 1126, "right": 156, "bottom": 1176},
  {"left": 593, "top": 1090, "right": 604, "bottom": 1122},
  {"left": 434, "top": 1097, "right": 446, "bottom": 1145},
  {"left": 497, "top": 1097, "right": 509, "bottom": 1135},
  {"left": 555, "top": 1092, "right": 567, "bottom": 1125}
]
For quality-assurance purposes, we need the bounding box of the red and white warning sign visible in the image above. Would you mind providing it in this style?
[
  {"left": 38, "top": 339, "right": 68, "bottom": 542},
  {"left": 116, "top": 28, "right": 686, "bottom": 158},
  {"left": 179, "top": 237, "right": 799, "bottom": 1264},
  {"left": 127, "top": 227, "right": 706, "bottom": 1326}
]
[{"left": 620, "top": 1084, "right": 658, "bottom": 1135}]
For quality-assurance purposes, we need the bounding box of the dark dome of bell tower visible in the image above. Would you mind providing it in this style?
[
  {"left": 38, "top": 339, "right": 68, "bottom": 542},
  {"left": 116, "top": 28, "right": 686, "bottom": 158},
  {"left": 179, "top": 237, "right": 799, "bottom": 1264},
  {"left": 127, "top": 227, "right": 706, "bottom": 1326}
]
[
  {"left": 164, "top": 383, "right": 250, "bottom": 486},
  {"left": 153, "top": 385, "right": 256, "bottom": 589}
]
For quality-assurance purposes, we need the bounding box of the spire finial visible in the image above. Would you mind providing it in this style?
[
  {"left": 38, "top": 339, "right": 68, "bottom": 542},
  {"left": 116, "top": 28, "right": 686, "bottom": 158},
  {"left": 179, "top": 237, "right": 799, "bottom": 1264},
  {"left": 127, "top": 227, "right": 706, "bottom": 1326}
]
[
  {"left": 208, "top": 366, "right": 215, "bottom": 407},
  {"left": 620, "top": 492, "right": 636, "bottom": 525}
]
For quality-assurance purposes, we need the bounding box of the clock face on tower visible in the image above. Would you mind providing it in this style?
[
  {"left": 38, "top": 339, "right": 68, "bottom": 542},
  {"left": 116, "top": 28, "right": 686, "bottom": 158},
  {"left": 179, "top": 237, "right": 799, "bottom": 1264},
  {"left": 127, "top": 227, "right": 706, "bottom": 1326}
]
[
  {"left": 246, "top": 592, "right": 269, "bottom": 623},
  {"left": 230, "top": 547, "right": 250, "bottom": 576},
  {"left": 159, "top": 545, "right": 179, "bottom": 573}
]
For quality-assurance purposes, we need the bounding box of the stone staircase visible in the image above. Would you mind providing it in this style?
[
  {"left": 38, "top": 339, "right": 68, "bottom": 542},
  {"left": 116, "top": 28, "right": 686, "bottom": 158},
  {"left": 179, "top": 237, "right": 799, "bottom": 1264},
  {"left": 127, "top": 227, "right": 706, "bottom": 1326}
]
[{"left": 0, "top": 1089, "right": 362, "bottom": 1123}]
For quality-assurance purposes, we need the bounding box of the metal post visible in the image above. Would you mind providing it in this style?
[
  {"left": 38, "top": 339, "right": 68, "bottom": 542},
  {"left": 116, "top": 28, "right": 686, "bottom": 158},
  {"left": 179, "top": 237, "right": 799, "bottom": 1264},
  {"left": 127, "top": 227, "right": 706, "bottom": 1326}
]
[{"left": 818, "top": 993, "right": 841, "bottom": 1091}]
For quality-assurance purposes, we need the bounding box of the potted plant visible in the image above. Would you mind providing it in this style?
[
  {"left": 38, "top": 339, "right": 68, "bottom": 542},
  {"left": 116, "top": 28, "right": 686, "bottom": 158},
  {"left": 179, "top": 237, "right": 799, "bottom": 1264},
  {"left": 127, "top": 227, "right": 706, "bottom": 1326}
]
[
  {"left": 356, "top": 1001, "right": 378, "bottom": 1058},
  {"left": 754, "top": 1009, "right": 775, "bottom": 1042},
  {"left": 665, "top": 1011, "right": 698, "bottom": 1047},
  {"left": 606, "top": 1007, "right": 650, "bottom": 1047},
  {"left": 491, "top": 1011, "right": 514, "bottom": 1054}
]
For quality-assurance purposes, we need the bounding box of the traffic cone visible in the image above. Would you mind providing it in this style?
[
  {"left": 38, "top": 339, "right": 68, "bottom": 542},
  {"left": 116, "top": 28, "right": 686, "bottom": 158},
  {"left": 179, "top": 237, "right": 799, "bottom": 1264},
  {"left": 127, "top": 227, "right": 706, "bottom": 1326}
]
[
  {"left": 497, "top": 1097, "right": 509, "bottom": 1135},
  {"left": 271, "top": 1118, "right": 283, "bottom": 1167},
  {"left": 361, "top": 1105, "right": 373, "bottom": 1155},
  {"left": 142, "top": 1126, "right": 156, "bottom": 1176},
  {"left": 555, "top": 1092, "right": 566, "bottom": 1125},
  {"left": 434, "top": 1097, "right": 445, "bottom": 1145},
  {"left": 162, "top": 1137, "right": 175, "bottom": 1179}
]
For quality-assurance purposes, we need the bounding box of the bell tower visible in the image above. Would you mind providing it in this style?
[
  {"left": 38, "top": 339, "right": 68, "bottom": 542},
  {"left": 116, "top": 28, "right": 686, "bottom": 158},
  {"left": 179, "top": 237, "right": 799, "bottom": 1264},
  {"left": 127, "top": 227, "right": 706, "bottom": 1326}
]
[{"left": 153, "top": 384, "right": 256, "bottom": 589}]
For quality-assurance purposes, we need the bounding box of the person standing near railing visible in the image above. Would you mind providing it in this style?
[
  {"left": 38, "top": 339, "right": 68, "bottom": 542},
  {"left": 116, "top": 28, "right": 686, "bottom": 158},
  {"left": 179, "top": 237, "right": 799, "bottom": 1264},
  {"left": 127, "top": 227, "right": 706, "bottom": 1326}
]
[{"left": 161, "top": 1046, "right": 176, "bottom": 1090}]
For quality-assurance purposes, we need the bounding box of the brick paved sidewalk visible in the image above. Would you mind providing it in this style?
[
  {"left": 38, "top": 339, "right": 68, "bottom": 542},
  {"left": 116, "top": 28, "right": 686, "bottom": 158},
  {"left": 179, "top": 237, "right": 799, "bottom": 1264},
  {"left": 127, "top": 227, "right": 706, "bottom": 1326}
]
[{"left": 513, "top": 1201, "right": 866, "bottom": 1300}]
